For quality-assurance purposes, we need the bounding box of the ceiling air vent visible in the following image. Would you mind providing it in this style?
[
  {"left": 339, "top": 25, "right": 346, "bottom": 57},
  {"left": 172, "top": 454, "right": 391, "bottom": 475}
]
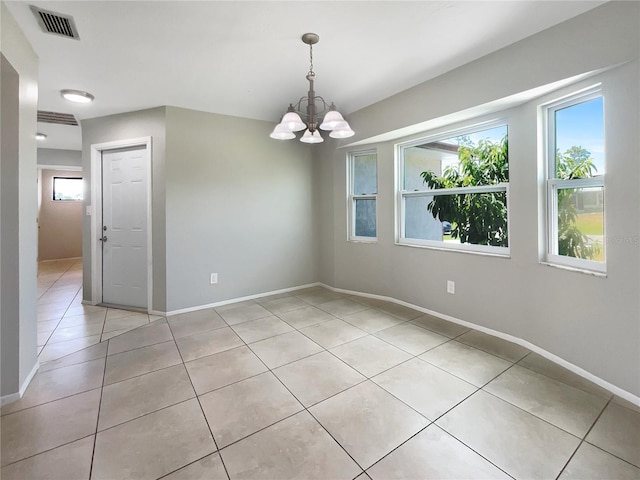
[
  {"left": 30, "top": 5, "right": 80, "bottom": 40},
  {"left": 37, "top": 111, "right": 79, "bottom": 126}
]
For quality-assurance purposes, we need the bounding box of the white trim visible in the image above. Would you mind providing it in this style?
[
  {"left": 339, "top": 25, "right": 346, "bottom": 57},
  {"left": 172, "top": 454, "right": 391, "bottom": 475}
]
[
  {"left": 90, "top": 137, "right": 153, "bottom": 312},
  {"left": 37, "top": 164, "right": 82, "bottom": 172},
  {"left": 1, "top": 361, "right": 40, "bottom": 407},
  {"left": 319, "top": 283, "right": 639, "bottom": 406}
]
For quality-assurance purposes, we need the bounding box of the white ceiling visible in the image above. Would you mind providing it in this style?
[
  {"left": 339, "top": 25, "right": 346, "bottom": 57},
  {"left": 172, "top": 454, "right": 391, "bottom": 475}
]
[{"left": 6, "top": 1, "right": 605, "bottom": 151}]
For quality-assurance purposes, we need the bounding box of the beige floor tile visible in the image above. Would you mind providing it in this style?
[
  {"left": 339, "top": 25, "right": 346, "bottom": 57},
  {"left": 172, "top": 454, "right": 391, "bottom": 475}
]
[
  {"left": 411, "top": 314, "right": 470, "bottom": 338},
  {"left": 485, "top": 364, "right": 608, "bottom": 437},
  {"left": 368, "top": 424, "right": 511, "bottom": 480},
  {"left": 37, "top": 311, "right": 65, "bottom": 322},
  {"left": 299, "top": 318, "right": 367, "bottom": 349},
  {"left": 64, "top": 304, "right": 107, "bottom": 318},
  {"left": 375, "top": 303, "right": 423, "bottom": 321},
  {"left": 107, "top": 320, "right": 173, "bottom": 355},
  {"left": 0, "top": 435, "right": 94, "bottom": 480},
  {"left": 294, "top": 290, "right": 344, "bottom": 305},
  {"left": 176, "top": 326, "right": 244, "bottom": 362},
  {"left": 105, "top": 308, "right": 143, "bottom": 320},
  {"left": 231, "top": 315, "right": 294, "bottom": 343},
  {"left": 274, "top": 351, "right": 366, "bottom": 407},
  {"left": 419, "top": 341, "right": 513, "bottom": 387},
  {"left": 185, "top": 346, "right": 268, "bottom": 395},
  {"left": 341, "top": 309, "right": 405, "bottom": 333},
  {"left": 278, "top": 306, "right": 336, "bottom": 329},
  {"left": 261, "top": 296, "right": 310, "bottom": 314},
  {"left": 612, "top": 395, "right": 640, "bottom": 414},
  {"left": 310, "top": 381, "right": 429, "bottom": 469},
  {"left": 103, "top": 313, "right": 149, "bottom": 333},
  {"left": 373, "top": 358, "right": 477, "bottom": 420},
  {"left": 330, "top": 335, "right": 412, "bottom": 378},
  {"left": 200, "top": 372, "right": 303, "bottom": 448},
  {"left": 317, "top": 298, "right": 370, "bottom": 317},
  {"left": 37, "top": 330, "right": 52, "bottom": 347},
  {"left": 99, "top": 364, "right": 195, "bottom": 430},
  {"left": 518, "top": 352, "right": 613, "bottom": 399},
  {"left": 57, "top": 311, "right": 107, "bottom": 328},
  {"left": 47, "top": 322, "right": 105, "bottom": 344},
  {"left": 37, "top": 319, "right": 60, "bottom": 333},
  {"left": 221, "top": 410, "right": 360, "bottom": 480},
  {"left": 101, "top": 328, "right": 131, "bottom": 341},
  {"left": 38, "top": 335, "right": 102, "bottom": 362},
  {"left": 92, "top": 399, "right": 216, "bottom": 480},
  {"left": 167, "top": 308, "right": 227, "bottom": 339},
  {"left": 214, "top": 299, "right": 256, "bottom": 313},
  {"left": 249, "top": 331, "right": 323, "bottom": 369},
  {"left": 586, "top": 402, "right": 640, "bottom": 467},
  {"left": 0, "top": 389, "right": 101, "bottom": 466},
  {"left": 347, "top": 295, "right": 388, "bottom": 308},
  {"left": 217, "top": 303, "right": 272, "bottom": 325},
  {"left": 104, "top": 340, "right": 182, "bottom": 385},
  {"left": 39, "top": 342, "right": 108, "bottom": 373},
  {"left": 163, "top": 452, "right": 228, "bottom": 480},
  {"left": 559, "top": 441, "right": 640, "bottom": 479},
  {"left": 255, "top": 292, "right": 293, "bottom": 304},
  {"left": 2, "top": 358, "right": 105, "bottom": 415},
  {"left": 355, "top": 473, "right": 372, "bottom": 480},
  {"left": 436, "top": 390, "right": 580, "bottom": 479},
  {"left": 374, "top": 323, "right": 449, "bottom": 355},
  {"left": 456, "top": 330, "right": 529, "bottom": 362}
]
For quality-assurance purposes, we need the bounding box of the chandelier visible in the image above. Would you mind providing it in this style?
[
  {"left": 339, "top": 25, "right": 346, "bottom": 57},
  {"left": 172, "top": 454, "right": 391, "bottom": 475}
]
[{"left": 270, "top": 33, "right": 354, "bottom": 144}]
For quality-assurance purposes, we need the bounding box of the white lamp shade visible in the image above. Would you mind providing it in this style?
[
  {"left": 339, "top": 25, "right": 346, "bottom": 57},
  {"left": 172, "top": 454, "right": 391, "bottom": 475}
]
[
  {"left": 319, "top": 109, "right": 345, "bottom": 130},
  {"left": 269, "top": 123, "right": 296, "bottom": 140},
  {"left": 300, "top": 129, "right": 324, "bottom": 144},
  {"left": 281, "top": 112, "right": 306, "bottom": 131},
  {"left": 329, "top": 121, "right": 355, "bottom": 139}
]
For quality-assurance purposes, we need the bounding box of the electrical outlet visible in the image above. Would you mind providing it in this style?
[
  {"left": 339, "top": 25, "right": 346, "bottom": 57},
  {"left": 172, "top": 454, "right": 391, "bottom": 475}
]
[
  {"left": 447, "top": 280, "right": 455, "bottom": 294},
  {"left": 210, "top": 273, "right": 218, "bottom": 284}
]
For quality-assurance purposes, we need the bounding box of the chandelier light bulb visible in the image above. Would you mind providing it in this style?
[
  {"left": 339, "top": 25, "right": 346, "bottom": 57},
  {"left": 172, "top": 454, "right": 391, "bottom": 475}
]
[
  {"left": 270, "top": 123, "right": 296, "bottom": 140},
  {"left": 300, "top": 129, "right": 324, "bottom": 144},
  {"left": 329, "top": 121, "right": 355, "bottom": 139},
  {"left": 281, "top": 111, "right": 306, "bottom": 132},
  {"left": 319, "top": 108, "right": 345, "bottom": 130}
]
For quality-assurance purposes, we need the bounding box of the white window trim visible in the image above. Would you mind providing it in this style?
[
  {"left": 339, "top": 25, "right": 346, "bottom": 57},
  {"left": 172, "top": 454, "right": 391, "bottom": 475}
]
[
  {"left": 396, "top": 121, "right": 510, "bottom": 256},
  {"left": 543, "top": 87, "right": 606, "bottom": 273},
  {"left": 348, "top": 150, "right": 377, "bottom": 243}
]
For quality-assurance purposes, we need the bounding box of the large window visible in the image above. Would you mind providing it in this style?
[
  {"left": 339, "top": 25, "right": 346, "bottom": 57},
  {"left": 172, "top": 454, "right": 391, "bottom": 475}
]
[
  {"left": 397, "top": 123, "right": 509, "bottom": 254},
  {"left": 544, "top": 89, "right": 605, "bottom": 272},
  {"left": 53, "top": 177, "right": 83, "bottom": 201},
  {"left": 348, "top": 151, "right": 377, "bottom": 241}
]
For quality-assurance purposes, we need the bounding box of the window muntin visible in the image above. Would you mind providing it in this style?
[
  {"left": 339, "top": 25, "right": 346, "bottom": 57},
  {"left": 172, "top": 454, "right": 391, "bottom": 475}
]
[
  {"left": 349, "top": 151, "right": 377, "bottom": 241},
  {"left": 545, "top": 91, "right": 605, "bottom": 271},
  {"left": 53, "top": 177, "right": 83, "bottom": 201},
  {"left": 398, "top": 124, "right": 509, "bottom": 254}
]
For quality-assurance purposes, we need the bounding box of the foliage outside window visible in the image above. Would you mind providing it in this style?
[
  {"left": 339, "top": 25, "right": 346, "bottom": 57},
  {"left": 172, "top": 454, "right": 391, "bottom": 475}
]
[
  {"left": 545, "top": 90, "right": 605, "bottom": 272},
  {"left": 398, "top": 124, "right": 509, "bottom": 255},
  {"left": 53, "top": 177, "right": 83, "bottom": 201},
  {"left": 348, "top": 151, "right": 377, "bottom": 241}
]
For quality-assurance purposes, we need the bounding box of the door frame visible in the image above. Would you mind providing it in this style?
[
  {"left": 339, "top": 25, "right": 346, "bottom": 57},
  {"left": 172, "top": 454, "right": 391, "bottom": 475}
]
[{"left": 90, "top": 137, "right": 153, "bottom": 311}]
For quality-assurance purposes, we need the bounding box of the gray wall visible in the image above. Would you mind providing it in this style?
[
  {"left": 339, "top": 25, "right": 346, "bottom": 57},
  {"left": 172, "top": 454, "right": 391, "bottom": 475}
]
[
  {"left": 38, "top": 169, "right": 83, "bottom": 260},
  {"left": 81, "top": 107, "right": 167, "bottom": 312},
  {"left": 317, "top": 2, "right": 640, "bottom": 396},
  {"left": 37, "top": 148, "right": 82, "bottom": 168},
  {"left": 164, "top": 107, "right": 316, "bottom": 311},
  {"left": 0, "top": 3, "right": 39, "bottom": 399}
]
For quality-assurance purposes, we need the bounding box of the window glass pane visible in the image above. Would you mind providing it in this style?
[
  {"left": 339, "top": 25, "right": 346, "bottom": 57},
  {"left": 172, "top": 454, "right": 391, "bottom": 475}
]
[
  {"left": 353, "top": 154, "right": 377, "bottom": 194},
  {"left": 405, "top": 192, "right": 508, "bottom": 247},
  {"left": 53, "top": 177, "right": 83, "bottom": 201},
  {"left": 355, "top": 198, "right": 376, "bottom": 237},
  {"left": 557, "top": 186, "right": 604, "bottom": 262},
  {"left": 554, "top": 97, "right": 604, "bottom": 177},
  {"left": 403, "top": 125, "right": 508, "bottom": 190}
]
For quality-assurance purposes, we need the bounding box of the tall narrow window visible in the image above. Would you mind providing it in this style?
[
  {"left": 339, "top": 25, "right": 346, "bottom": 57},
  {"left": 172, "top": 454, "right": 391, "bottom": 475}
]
[
  {"left": 398, "top": 123, "right": 509, "bottom": 254},
  {"left": 53, "top": 176, "right": 83, "bottom": 201},
  {"left": 545, "top": 89, "right": 605, "bottom": 272},
  {"left": 348, "top": 151, "right": 377, "bottom": 241}
]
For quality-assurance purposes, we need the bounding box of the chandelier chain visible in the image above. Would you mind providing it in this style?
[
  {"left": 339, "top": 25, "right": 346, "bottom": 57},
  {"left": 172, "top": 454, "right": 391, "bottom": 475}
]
[{"left": 308, "top": 43, "right": 314, "bottom": 76}]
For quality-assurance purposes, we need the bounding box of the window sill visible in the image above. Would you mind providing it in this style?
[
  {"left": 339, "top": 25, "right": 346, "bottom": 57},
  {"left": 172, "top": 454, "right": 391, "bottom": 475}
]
[
  {"left": 540, "top": 261, "right": 607, "bottom": 278},
  {"left": 395, "top": 241, "right": 510, "bottom": 259},
  {"left": 349, "top": 238, "right": 378, "bottom": 244}
]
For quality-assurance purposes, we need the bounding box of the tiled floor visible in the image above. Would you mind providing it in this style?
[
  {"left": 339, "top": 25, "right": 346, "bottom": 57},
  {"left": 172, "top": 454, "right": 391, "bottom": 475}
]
[{"left": 2, "top": 260, "right": 639, "bottom": 479}]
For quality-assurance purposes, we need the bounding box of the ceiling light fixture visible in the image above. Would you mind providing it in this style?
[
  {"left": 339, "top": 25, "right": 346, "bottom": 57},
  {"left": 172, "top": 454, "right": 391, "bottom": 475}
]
[
  {"left": 36, "top": 133, "right": 47, "bottom": 140},
  {"left": 270, "top": 33, "right": 354, "bottom": 144},
  {"left": 60, "top": 89, "right": 95, "bottom": 103}
]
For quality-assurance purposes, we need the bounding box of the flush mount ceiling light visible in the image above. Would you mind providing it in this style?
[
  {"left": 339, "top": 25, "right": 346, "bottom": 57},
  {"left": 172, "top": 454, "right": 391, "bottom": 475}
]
[
  {"left": 270, "top": 33, "right": 354, "bottom": 144},
  {"left": 60, "top": 89, "right": 95, "bottom": 103},
  {"left": 36, "top": 133, "right": 47, "bottom": 140}
]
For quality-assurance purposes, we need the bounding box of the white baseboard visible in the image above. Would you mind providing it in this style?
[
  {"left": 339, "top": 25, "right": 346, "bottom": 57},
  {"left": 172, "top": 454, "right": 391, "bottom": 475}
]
[
  {"left": 321, "top": 283, "right": 640, "bottom": 407},
  {"left": 1, "top": 359, "right": 40, "bottom": 407}
]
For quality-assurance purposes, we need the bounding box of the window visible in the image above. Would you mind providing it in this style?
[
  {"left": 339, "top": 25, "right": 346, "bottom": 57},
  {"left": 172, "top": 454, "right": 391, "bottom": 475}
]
[
  {"left": 398, "top": 123, "right": 509, "bottom": 254},
  {"left": 544, "top": 89, "right": 605, "bottom": 272},
  {"left": 53, "top": 177, "right": 83, "bottom": 201},
  {"left": 348, "top": 151, "right": 377, "bottom": 241}
]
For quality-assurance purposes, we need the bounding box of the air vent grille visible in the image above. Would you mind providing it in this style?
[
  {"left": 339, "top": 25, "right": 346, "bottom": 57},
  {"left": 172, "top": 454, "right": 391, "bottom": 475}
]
[
  {"left": 38, "top": 111, "right": 79, "bottom": 126},
  {"left": 30, "top": 5, "right": 80, "bottom": 40}
]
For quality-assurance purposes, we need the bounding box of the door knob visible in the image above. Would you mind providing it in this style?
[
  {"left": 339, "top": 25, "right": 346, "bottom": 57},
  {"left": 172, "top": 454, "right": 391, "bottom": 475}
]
[{"left": 99, "top": 235, "right": 108, "bottom": 242}]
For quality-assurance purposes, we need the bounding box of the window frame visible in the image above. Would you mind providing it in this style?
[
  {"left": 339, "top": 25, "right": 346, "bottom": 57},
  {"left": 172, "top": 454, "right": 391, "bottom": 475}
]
[
  {"left": 52, "top": 176, "right": 83, "bottom": 201},
  {"left": 543, "top": 87, "right": 606, "bottom": 273},
  {"left": 396, "top": 121, "right": 510, "bottom": 256},
  {"left": 348, "top": 149, "right": 378, "bottom": 243}
]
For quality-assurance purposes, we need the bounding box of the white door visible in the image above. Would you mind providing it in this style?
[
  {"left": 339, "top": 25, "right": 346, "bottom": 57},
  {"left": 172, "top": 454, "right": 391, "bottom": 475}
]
[{"left": 101, "top": 146, "right": 148, "bottom": 308}]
